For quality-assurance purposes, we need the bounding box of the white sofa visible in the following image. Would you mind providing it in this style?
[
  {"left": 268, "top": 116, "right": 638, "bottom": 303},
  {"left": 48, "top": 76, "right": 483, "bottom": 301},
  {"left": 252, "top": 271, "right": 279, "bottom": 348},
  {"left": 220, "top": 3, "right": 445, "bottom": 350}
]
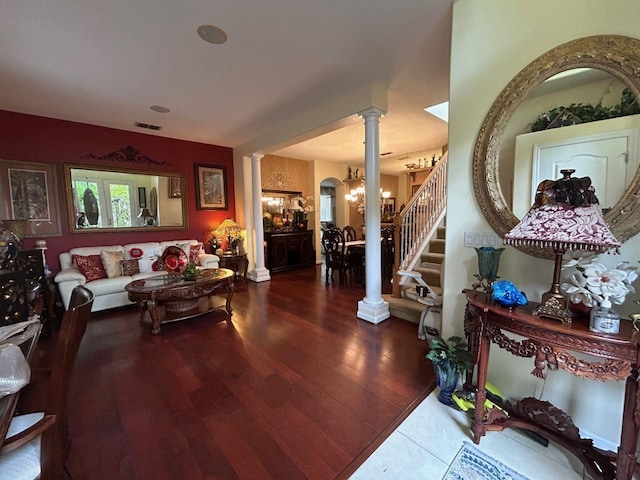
[{"left": 55, "top": 239, "right": 219, "bottom": 312}]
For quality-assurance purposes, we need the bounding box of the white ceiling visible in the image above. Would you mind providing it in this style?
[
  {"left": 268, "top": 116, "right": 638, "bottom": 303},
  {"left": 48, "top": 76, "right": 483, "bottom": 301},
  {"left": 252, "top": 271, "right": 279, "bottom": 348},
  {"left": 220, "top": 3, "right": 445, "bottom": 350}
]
[{"left": 0, "top": 1, "right": 451, "bottom": 175}]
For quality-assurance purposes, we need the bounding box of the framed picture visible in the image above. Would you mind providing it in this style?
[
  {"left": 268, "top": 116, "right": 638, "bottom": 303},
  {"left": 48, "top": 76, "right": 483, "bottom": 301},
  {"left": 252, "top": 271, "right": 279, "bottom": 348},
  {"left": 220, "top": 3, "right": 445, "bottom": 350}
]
[
  {"left": 138, "top": 187, "right": 147, "bottom": 208},
  {"left": 0, "top": 159, "right": 62, "bottom": 237},
  {"left": 386, "top": 197, "right": 396, "bottom": 212},
  {"left": 195, "top": 164, "right": 228, "bottom": 210},
  {"left": 168, "top": 177, "right": 182, "bottom": 198}
]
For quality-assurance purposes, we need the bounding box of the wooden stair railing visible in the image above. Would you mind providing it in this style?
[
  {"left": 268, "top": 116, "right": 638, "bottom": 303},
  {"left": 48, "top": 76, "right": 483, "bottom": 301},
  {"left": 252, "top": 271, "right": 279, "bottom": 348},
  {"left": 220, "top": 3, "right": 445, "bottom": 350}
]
[{"left": 391, "top": 152, "right": 448, "bottom": 297}]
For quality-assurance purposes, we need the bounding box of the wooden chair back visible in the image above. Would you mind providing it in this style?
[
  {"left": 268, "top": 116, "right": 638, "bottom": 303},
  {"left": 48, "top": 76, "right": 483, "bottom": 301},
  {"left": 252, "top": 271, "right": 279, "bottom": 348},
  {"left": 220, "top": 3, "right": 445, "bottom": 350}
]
[
  {"left": 343, "top": 225, "right": 357, "bottom": 242},
  {"left": 321, "top": 228, "right": 348, "bottom": 285},
  {"left": 34, "top": 285, "right": 94, "bottom": 479}
]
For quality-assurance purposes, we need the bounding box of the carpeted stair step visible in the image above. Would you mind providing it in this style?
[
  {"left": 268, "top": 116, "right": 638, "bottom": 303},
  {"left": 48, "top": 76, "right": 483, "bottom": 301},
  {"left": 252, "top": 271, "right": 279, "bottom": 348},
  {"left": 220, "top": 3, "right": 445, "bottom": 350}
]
[
  {"left": 384, "top": 294, "right": 424, "bottom": 324},
  {"left": 436, "top": 226, "right": 446, "bottom": 239},
  {"left": 413, "top": 265, "right": 441, "bottom": 288},
  {"left": 421, "top": 252, "right": 444, "bottom": 265},
  {"left": 429, "top": 238, "right": 445, "bottom": 254}
]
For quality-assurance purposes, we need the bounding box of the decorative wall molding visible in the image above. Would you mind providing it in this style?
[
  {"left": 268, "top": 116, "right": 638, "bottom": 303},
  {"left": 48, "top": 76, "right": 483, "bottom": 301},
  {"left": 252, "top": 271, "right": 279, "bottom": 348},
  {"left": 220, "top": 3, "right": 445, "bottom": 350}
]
[
  {"left": 81, "top": 145, "right": 171, "bottom": 166},
  {"left": 262, "top": 166, "right": 296, "bottom": 190}
]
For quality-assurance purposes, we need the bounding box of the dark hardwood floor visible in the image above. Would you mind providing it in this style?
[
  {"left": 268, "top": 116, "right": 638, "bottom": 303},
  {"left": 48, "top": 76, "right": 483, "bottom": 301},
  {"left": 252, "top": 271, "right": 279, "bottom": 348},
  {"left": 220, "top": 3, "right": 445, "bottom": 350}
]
[{"left": 60, "top": 265, "right": 435, "bottom": 479}]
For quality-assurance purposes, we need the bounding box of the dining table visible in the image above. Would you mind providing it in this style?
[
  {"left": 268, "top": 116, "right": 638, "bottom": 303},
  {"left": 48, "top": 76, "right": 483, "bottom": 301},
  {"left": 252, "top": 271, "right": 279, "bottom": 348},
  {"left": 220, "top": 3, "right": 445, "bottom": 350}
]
[{"left": 345, "top": 241, "right": 366, "bottom": 285}]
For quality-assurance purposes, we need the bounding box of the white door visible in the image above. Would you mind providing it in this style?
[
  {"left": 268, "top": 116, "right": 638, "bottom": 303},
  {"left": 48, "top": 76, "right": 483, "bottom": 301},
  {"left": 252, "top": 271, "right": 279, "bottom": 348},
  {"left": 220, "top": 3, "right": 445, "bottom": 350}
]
[{"left": 531, "top": 131, "right": 635, "bottom": 211}]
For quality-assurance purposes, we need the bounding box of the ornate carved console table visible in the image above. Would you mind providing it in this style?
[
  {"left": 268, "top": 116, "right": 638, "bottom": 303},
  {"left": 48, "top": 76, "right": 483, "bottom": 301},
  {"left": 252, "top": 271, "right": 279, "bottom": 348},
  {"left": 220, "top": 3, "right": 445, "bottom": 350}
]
[{"left": 463, "top": 289, "right": 640, "bottom": 480}]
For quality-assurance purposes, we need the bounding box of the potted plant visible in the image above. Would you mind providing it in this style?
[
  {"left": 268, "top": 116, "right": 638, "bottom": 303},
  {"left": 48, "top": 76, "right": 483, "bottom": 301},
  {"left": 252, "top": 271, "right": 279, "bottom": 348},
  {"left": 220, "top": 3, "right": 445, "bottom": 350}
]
[
  {"left": 426, "top": 336, "right": 473, "bottom": 406},
  {"left": 183, "top": 262, "right": 199, "bottom": 280}
]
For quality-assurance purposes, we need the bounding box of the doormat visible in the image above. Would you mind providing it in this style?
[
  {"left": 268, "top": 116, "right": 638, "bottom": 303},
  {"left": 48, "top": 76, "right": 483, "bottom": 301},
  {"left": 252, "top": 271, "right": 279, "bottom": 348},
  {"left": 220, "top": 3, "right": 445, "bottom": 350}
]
[{"left": 443, "top": 442, "right": 530, "bottom": 480}]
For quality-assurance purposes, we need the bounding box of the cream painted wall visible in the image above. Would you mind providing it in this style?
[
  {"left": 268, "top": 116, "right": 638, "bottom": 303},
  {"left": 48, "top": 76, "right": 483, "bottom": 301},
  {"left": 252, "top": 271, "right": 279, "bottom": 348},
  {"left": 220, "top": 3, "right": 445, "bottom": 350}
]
[{"left": 448, "top": 0, "right": 640, "bottom": 449}]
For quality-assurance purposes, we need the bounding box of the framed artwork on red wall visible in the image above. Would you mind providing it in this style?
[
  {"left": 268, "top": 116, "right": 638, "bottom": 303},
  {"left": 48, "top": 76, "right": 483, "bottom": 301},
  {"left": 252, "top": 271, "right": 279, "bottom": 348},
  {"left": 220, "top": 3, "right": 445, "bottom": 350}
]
[
  {"left": 195, "top": 164, "right": 227, "bottom": 210},
  {"left": 0, "top": 159, "right": 62, "bottom": 237}
]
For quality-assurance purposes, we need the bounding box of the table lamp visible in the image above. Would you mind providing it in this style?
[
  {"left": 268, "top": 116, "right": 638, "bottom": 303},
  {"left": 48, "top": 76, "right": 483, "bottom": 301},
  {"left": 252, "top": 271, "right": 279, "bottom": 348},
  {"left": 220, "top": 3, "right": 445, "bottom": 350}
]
[
  {"left": 138, "top": 208, "right": 153, "bottom": 225},
  {"left": 214, "top": 218, "right": 242, "bottom": 253},
  {"left": 504, "top": 169, "right": 620, "bottom": 323}
]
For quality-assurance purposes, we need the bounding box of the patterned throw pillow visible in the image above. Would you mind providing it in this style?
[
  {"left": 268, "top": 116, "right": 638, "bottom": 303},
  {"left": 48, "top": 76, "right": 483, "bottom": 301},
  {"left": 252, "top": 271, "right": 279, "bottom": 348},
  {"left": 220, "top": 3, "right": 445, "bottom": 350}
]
[
  {"left": 72, "top": 254, "right": 108, "bottom": 282},
  {"left": 100, "top": 250, "right": 124, "bottom": 278},
  {"left": 122, "top": 259, "right": 140, "bottom": 276},
  {"left": 189, "top": 244, "right": 202, "bottom": 265}
]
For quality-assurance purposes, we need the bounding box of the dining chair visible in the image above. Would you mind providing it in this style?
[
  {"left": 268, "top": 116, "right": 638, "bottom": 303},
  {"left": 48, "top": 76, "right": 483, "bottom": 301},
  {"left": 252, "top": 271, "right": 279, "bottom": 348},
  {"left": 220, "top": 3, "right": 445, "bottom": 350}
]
[
  {"left": 0, "top": 285, "right": 94, "bottom": 480},
  {"left": 321, "top": 228, "right": 349, "bottom": 286},
  {"left": 342, "top": 225, "right": 357, "bottom": 242}
]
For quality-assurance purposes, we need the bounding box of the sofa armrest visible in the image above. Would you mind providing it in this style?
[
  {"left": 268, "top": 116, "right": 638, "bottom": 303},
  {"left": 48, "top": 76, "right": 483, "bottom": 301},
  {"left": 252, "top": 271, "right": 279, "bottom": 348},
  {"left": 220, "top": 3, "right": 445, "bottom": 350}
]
[
  {"left": 54, "top": 268, "right": 86, "bottom": 283},
  {"left": 199, "top": 253, "right": 220, "bottom": 269},
  {"left": 54, "top": 268, "right": 87, "bottom": 310}
]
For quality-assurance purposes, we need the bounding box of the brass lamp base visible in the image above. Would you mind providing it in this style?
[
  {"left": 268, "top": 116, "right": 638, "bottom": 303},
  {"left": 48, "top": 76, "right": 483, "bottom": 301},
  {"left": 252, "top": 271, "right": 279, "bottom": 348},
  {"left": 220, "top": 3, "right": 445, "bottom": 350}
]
[{"left": 533, "top": 293, "right": 573, "bottom": 324}]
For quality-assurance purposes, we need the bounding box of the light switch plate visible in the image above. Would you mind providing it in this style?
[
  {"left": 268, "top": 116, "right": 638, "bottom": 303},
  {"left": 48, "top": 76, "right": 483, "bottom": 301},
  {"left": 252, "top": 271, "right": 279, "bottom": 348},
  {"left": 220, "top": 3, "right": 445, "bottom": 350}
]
[{"left": 464, "top": 231, "right": 502, "bottom": 248}]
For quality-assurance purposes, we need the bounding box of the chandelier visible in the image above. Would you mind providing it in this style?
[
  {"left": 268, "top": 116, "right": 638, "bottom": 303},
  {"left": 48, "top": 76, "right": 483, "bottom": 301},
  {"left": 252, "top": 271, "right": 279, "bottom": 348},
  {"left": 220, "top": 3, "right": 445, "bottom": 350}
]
[{"left": 345, "top": 180, "right": 391, "bottom": 213}]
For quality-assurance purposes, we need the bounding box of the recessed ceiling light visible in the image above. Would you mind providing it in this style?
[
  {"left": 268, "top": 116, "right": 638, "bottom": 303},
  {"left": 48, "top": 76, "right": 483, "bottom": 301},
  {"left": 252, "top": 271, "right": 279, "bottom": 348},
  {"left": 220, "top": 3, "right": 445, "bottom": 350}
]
[
  {"left": 424, "top": 101, "right": 449, "bottom": 123},
  {"left": 150, "top": 105, "right": 170, "bottom": 113},
  {"left": 197, "top": 24, "right": 228, "bottom": 45}
]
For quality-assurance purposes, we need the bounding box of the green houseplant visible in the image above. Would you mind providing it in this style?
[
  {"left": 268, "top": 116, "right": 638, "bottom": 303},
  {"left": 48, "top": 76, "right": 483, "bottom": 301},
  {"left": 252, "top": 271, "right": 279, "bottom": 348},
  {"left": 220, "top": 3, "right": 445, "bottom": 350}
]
[{"left": 426, "top": 336, "right": 473, "bottom": 406}]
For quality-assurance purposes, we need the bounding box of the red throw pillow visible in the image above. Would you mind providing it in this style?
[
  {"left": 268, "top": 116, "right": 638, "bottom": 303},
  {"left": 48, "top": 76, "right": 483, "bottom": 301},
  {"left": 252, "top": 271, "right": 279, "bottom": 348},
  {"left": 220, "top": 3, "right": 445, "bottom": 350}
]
[
  {"left": 72, "top": 254, "right": 108, "bottom": 282},
  {"left": 189, "top": 244, "right": 202, "bottom": 265}
]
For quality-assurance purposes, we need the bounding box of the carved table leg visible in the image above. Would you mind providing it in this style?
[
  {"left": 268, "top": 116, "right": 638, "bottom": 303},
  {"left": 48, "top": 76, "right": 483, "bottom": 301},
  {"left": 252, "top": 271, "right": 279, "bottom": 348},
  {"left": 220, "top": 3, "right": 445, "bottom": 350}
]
[
  {"left": 135, "top": 300, "right": 146, "bottom": 323},
  {"left": 473, "top": 327, "right": 490, "bottom": 444},
  {"left": 616, "top": 374, "right": 639, "bottom": 480},
  {"left": 148, "top": 300, "right": 161, "bottom": 335},
  {"left": 225, "top": 279, "right": 234, "bottom": 315}
]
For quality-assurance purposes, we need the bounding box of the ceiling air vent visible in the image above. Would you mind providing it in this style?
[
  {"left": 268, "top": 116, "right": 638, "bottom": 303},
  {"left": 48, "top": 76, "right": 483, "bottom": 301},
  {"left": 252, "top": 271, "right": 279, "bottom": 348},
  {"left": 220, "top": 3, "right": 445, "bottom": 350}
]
[{"left": 135, "top": 122, "right": 162, "bottom": 131}]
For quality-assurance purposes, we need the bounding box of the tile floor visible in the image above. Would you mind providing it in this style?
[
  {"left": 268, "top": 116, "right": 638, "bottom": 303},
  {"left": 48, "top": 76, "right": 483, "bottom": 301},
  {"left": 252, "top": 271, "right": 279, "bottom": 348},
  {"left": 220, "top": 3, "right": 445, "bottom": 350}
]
[{"left": 350, "top": 390, "right": 632, "bottom": 480}]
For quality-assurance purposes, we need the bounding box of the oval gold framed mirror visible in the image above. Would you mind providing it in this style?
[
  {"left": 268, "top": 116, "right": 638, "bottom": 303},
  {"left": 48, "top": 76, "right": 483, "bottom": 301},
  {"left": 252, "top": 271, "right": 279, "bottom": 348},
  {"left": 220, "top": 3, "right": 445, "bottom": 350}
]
[{"left": 473, "top": 35, "right": 640, "bottom": 258}]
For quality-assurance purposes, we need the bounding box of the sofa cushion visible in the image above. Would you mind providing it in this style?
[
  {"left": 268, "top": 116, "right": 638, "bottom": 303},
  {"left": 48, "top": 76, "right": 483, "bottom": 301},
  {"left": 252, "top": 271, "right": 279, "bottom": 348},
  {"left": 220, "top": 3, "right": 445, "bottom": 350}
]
[
  {"left": 85, "top": 276, "right": 133, "bottom": 296},
  {"left": 122, "top": 259, "right": 140, "bottom": 276},
  {"left": 124, "top": 242, "right": 162, "bottom": 273},
  {"left": 72, "top": 254, "right": 107, "bottom": 282},
  {"left": 189, "top": 244, "right": 203, "bottom": 265},
  {"left": 100, "top": 250, "right": 124, "bottom": 278}
]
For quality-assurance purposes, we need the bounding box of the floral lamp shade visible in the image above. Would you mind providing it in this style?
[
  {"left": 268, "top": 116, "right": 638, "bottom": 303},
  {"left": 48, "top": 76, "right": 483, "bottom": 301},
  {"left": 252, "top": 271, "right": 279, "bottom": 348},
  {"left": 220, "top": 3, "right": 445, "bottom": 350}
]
[
  {"left": 214, "top": 218, "right": 242, "bottom": 252},
  {"left": 504, "top": 202, "right": 620, "bottom": 253},
  {"left": 504, "top": 169, "right": 620, "bottom": 323}
]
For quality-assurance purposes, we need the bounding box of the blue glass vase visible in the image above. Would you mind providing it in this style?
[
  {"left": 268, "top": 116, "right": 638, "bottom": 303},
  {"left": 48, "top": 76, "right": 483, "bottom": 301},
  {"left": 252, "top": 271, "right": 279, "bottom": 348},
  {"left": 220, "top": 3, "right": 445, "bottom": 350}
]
[{"left": 434, "top": 358, "right": 459, "bottom": 406}]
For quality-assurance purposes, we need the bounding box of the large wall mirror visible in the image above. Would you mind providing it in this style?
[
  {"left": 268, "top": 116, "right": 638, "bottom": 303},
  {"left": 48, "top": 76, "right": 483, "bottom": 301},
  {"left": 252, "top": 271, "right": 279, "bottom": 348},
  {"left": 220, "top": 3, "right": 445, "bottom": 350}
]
[
  {"left": 473, "top": 35, "right": 640, "bottom": 258},
  {"left": 63, "top": 163, "right": 187, "bottom": 233}
]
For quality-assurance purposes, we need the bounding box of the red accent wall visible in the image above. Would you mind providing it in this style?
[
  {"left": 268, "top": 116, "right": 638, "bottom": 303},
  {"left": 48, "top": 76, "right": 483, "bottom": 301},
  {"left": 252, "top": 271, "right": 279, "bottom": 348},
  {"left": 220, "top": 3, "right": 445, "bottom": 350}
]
[{"left": 0, "top": 110, "right": 235, "bottom": 273}]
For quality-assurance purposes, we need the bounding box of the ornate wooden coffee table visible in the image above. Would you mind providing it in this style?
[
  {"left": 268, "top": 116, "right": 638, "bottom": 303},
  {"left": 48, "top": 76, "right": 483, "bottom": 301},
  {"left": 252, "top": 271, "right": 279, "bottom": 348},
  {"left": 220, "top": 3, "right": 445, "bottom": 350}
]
[{"left": 125, "top": 268, "right": 234, "bottom": 334}]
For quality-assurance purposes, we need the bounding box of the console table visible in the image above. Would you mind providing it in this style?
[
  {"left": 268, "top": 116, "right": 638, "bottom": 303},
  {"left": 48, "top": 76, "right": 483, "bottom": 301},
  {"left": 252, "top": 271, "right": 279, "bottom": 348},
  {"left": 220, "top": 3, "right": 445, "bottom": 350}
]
[{"left": 463, "top": 289, "right": 640, "bottom": 480}]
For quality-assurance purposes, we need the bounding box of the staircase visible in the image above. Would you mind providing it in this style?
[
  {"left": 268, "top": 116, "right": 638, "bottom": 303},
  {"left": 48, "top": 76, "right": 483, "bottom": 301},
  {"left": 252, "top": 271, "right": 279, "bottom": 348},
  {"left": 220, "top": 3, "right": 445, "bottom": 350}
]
[
  {"left": 383, "top": 152, "right": 448, "bottom": 324},
  {"left": 385, "top": 224, "right": 445, "bottom": 323}
]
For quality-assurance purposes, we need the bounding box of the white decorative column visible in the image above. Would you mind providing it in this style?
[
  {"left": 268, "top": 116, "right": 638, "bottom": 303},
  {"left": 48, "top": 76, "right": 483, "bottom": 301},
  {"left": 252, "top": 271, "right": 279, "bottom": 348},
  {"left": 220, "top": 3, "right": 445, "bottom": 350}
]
[
  {"left": 357, "top": 107, "right": 390, "bottom": 323},
  {"left": 247, "top": 153, "right": 271, "bottom": 282}
]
